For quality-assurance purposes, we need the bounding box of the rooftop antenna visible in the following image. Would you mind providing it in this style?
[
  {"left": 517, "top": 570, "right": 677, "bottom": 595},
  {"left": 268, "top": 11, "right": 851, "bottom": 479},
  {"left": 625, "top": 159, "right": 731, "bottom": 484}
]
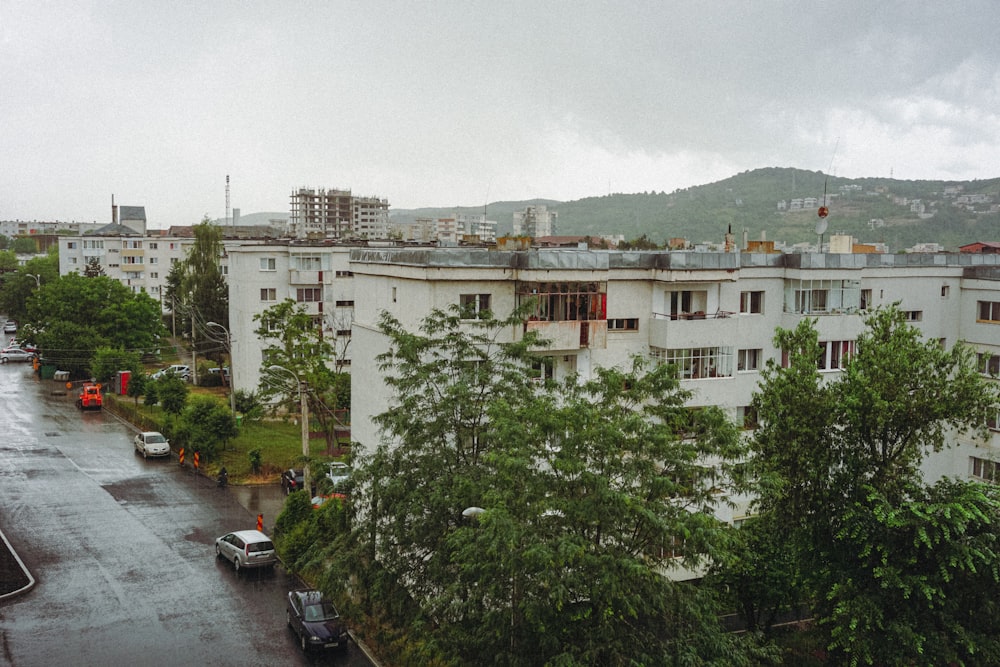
[
  {"left": 226, "top": 175, "right": 231, "bottom": 226},
  {"left": 816, "top": 138, "right": 838, "bottom": 250}
]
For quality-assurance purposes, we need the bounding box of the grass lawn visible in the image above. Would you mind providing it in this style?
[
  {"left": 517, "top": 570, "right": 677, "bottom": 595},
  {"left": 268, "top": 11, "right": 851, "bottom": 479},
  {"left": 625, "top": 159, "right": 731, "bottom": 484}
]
[{"left": 106, "top": 389, "right": 349, "bottom": 485}]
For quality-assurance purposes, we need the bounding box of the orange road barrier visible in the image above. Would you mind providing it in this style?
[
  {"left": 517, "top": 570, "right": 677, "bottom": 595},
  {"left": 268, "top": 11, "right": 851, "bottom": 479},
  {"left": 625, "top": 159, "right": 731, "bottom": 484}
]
[
  {"left": 193, "top": 451, "right": 200, "bottom": 470},
  {"left": 257, "top": 514, "right": 263, "bottom": 531},
  {"left": 179, "top": 447, "right": 185, "bottom": 466}
]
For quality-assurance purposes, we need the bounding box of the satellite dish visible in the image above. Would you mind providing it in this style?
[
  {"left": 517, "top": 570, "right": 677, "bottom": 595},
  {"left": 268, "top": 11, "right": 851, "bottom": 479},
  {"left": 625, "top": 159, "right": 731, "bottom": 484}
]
[{"left": 815, "top": 218, "right": 828, "bottom": 235}]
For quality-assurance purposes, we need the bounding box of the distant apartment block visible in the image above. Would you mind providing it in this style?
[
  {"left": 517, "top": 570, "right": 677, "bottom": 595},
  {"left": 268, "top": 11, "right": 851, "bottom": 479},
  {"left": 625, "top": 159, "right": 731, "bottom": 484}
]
[
  {"left": 289, "top": 187, "right": 390, "bottom": 240},
  {"left": 396, "top": 213, "right": 498, "bottom": 244},
  {"left": 512, "top": 205, "right": 557, "bottom": 237}
]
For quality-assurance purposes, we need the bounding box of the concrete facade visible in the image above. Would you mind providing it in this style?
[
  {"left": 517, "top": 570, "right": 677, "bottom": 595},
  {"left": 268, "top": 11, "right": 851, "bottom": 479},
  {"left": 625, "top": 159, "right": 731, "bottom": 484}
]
[{"left": 346, "top": 248, "right": 1000, "bottom": 530}]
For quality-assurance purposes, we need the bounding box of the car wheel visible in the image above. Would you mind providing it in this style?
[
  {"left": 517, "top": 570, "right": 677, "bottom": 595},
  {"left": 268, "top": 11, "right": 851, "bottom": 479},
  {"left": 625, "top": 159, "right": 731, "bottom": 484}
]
[
  {"left": 233, "top": 557, "right": 241, "bottom": 573},
  {"left": 142, "top": 448, "right": 148, "bottom": 459},
  {"left": 300, "top": 634, "right": 307, "bottom": 652},
  {"left": 286, "top": 610, "right": 292, "bottom": 628},
  {"left": 215, "top": 544, "right": 222, "bottom": 559}
]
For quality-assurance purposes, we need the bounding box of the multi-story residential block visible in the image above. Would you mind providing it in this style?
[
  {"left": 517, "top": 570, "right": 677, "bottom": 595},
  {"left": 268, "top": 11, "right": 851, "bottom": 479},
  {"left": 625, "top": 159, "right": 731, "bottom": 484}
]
[
  {"left": 225, "top": 242, "right": 357, "bottom": 394},
  {"left": 58, "top": 223, "right": 198, "bottom": 306},
  {"left": 347, "top": 247, "right": 1000, "bottom": 534},
  {"left": 512, "top": 205, "right": 557, "bottom": 237},
  {"left": 289, "top": 187, "right": 390, "bottom": 240}
]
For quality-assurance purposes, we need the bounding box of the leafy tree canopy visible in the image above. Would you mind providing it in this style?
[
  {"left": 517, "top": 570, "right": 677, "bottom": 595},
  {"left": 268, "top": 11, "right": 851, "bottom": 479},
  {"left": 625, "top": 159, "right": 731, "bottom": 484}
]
[
  {"left": 745, "top": 304, "right": 1000, "bottom": 665},
  {"left": 342, "top": 305, "right": 762, "bottom": 666}
]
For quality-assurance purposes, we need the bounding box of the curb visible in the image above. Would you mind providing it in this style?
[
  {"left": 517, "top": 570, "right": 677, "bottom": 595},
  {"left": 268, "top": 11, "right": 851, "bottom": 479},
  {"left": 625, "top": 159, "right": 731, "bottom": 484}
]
[{"left": 0, "top": 524, "right": 35, "bottom": 601}]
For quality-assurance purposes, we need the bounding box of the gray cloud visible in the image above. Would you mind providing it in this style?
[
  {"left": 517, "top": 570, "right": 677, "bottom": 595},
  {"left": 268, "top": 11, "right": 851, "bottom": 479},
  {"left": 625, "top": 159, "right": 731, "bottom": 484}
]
[{"left": 1, "top": 1, "right": 998, "bottom": 224}]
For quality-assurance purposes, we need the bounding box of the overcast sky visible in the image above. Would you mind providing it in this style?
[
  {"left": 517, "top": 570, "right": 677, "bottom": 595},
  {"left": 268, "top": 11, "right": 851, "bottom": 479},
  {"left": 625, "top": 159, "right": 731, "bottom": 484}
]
[{"left": 2, "top": 1, "right": 999, "bottom": 227}]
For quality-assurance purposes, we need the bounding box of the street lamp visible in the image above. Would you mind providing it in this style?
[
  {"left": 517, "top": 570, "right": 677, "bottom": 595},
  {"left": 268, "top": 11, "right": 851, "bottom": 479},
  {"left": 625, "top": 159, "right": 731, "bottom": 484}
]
[
  {"left": 25, "top": 274, "right": 41, "bottom": 288},
  {"left": 268, "top": 365, "right": 310, "bottom": 493},
  {"left": 206, "top": 321, "right": 236, "bottom": 416}
]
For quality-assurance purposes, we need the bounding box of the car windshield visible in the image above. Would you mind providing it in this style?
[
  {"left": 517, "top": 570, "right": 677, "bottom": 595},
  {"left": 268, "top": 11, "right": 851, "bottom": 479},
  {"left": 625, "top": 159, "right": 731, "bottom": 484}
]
[
  {"left": 303, "top": 602, "right": 338, "bottom": 622},
  {"left": 146, "top": 434, "right": 166, "bottom": 443}
]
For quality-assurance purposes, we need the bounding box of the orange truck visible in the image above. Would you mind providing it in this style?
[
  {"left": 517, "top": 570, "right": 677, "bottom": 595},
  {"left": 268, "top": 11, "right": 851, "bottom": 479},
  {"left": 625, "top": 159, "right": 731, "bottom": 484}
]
[{"left": 76, "top": 382, "right": 103, "bottom": 410}]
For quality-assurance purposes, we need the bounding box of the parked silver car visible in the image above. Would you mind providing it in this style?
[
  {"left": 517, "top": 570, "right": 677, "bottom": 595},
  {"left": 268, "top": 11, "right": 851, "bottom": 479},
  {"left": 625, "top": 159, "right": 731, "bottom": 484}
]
[
  {"left": 134, "top": 431, "right": 170, "bottom": 458},
  {"left": 0, "top": 347, "right": 35, "bottom": 363},
  {"left": 215, "top": 530, "right": 277, "bottom": 573},
  {"left": 151, "top": 364, "right": 191, "bottom": 381}
]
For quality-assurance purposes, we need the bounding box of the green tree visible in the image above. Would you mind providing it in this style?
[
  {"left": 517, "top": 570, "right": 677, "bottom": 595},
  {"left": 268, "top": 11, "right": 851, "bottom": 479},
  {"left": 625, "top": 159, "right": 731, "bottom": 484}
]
[
  {"left": 157, "top": 375, "right": 189, "bottom": 416},
  {"left": 173, "top": 394, "right": 237, "bottom": 459},
  {"left": 346, "top": 306, "right": 760, "bottom": 666},
  {"left": 26, "top": 273, "right": 165, "bottom": 371},
  {"left": 90, "top": 347, "right": 142, "bottom": 385},
  {"left": 255, "top": 299, "right": 345, "bottom": 449},
  {"left": 126, "top": 371, "right": 147, "bottom": 407},
  {"left": 83, "top": 257, "right": 106, "bottom": 277},
  {"left": 749, "top": 305, "right": 1000, "bottom": 665},
  {"left": 0, "top": 254, "right": 58, "bottom": 324},
  {"left": 11, "top": 237, "right": 37, "bottom": 254},
  {"left": 185, "top": 219, "right": 228, "bottom": 351}
]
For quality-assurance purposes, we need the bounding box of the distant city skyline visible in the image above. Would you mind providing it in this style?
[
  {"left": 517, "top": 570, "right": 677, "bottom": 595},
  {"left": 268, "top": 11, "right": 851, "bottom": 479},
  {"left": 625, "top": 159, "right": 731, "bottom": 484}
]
[{"left": 3, "top": 2, "right": 999, "bottom": 226}]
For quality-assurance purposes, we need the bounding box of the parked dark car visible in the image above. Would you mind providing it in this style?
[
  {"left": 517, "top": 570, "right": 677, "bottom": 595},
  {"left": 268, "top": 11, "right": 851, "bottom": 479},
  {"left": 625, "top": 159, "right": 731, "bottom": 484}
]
[
  {"left": 280, "top": 468, "right": 306, "bottom": 495},
  {"left": 286, "top": 589, "right": 349, "bottom": 652}
]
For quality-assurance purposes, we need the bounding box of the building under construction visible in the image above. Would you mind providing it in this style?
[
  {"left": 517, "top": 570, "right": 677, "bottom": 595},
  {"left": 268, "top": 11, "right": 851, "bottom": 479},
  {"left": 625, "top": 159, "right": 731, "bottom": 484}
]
[{"left": 289, "top": 187, "right": 390, "bottom": 240}]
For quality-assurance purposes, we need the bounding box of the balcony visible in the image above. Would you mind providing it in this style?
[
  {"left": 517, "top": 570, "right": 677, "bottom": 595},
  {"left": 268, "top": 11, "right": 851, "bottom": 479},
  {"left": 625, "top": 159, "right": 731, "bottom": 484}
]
[
  {"left": 648, "top": 310, "right": 737, "bottom": 349},
  {"left": 289, "top": 269, "right": 324, "bottom": 284},
  {"left": 525, "top": 319, "right": 607, "bottom": 351}
]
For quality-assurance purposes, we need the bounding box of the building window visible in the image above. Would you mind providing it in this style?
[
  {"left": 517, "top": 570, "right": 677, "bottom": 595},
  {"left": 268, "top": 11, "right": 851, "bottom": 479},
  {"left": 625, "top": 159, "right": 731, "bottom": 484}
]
[
  {"left": 149, "top": 272, "right": 158, "bottom": 279},
  {"left": 989, "top": 410, "right": 1000, "bottom": 431},
  {"left": 259, "top": 257, "right": 276, "bottom": 272},
  {"left": 861, "top": 289, "right": 872, "bottom": 310},
  {"left": 148, "top": 242, "right": 158, "bottom": 250},
  {"left": 978, "top": 301, "right": 1000, "bottom": 323},
  {"left": 608, "top": 318, "right": 638, "bottom": 331},
  {"left": 335, "top": 300, "right": 354, "bottom": 307},
  {"left": 817, "top": 340, "right": 855, "bottom": 370},
  {"left": 291, "top": 255, "right": 322, "bottom": 270},
  {"left": 69, "top": 257, "right": 78, "bottom": 264},
  {"left": 978, "top": 353, "right": 1000, "bottom": 376},
  {"left": 260, "top": 288, "right": 277, "bottom": 302},
  {"left": 737, "top": 405, "right": 758, "bottom": 430},
  {"left": 650, "top": 346, "right": 733, "bottom": 379},
  {"left": 941, "top": 285, "right": 950, "bottom": 297},
  {"left": 971, "top": 456, "right": 1000, "bottom": 482},
  {"left": 392, "top": 286, "right": 397, "bottom": 303},
  {"left": 336, "top": 329, "right": 351, "bottom": 337},
  {"left": 460, "top": 293, "right": 492, "bottom": 319},
  {"left": 740, "top": 291, "right": 764, "bottom": 314},
  {"left": 666, "top": 289, "right": 709, "bottom": 319},
  {"left": 737, "top": 348, "right": 762, "bottom": 371},
  {"left": 787, "top": 278, "right": 860, "bottom": 314},
  {"left": 296, "top": 288, "right": 322, "bottom": 302},
  {"left": 904, "top": 310, "right": 923, "bottom": 321},
  {"left": 518, "top": 281, "right": 607, "bottom": 321},
  {"left": 529, "top": 358, "right": 554, "bottom": 382},
  {"left": 149, "top": 257, "right": 158, "bottom": 265},
  {"left": 67, "top": 241, "right": 77, "bottom": 249},
  {"left": 335, "top": 270, "right": 354, "bottom": 278}
]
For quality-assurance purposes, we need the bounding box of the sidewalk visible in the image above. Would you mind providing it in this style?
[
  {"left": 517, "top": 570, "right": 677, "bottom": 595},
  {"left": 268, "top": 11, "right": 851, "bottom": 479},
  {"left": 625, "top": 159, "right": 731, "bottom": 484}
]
[{"left": 0, "top": 524, "right": 34, "bottom": 600}]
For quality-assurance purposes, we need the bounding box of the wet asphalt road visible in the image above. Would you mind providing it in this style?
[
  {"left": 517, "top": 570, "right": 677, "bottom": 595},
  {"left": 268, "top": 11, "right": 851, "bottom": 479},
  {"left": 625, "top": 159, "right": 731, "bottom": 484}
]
[{"left": 0, "top": 363, "right": 375, "bottom": 667}]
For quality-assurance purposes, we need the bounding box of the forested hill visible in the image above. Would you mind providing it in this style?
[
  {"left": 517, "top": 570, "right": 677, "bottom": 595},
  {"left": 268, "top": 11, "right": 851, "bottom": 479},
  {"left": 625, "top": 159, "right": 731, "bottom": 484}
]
[{"left": 391, "top": 167, "right": 1000, "bottom": 251}]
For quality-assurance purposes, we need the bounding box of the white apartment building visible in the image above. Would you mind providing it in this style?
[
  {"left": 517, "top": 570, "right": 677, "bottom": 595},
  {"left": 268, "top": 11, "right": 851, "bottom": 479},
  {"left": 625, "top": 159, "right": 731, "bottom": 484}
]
[
  {"left": 58, "top": 226, "right": 198, "bottom": 306},
  {"left": 347, "top": 247, "right": 1000, "bottom": 531},
  {"left": 225, "top": 242, "right": 357, "bottom": 394},
  {"left": 289, "top": 188, "right": 390, "bottom": 240},
  {"left": 512, "top": 205, "right": 557, "bottom": 237}
]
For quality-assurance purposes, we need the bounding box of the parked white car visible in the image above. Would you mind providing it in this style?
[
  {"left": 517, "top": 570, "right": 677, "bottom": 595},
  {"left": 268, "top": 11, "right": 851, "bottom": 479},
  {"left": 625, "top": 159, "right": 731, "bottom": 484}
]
[
  {"left": 134, "top": 431, "right": 170, "bottom": 458},
  {"left": 151, "top": 364, "right": 191, "bottom": 381},
  {"left": 326, "top": 462, "right": 351, "bottom": 489}
]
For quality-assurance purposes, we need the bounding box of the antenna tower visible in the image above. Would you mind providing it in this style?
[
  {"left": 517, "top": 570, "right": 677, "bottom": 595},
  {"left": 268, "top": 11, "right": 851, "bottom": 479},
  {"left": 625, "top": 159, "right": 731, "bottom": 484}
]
[{"left": 226, "top": 174, "right": 231, "bottom": 226}]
